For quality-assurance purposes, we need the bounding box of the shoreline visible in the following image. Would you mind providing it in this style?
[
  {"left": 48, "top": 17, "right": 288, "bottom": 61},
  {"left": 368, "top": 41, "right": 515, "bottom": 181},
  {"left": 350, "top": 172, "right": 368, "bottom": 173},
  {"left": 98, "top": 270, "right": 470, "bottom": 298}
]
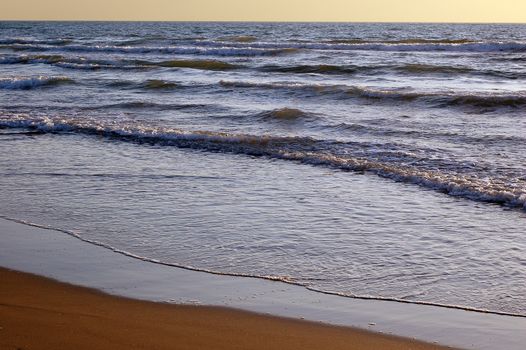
[
  {"left": 1, "top": 217, "right": 525, "bottom": 349},
  {"left": 0, "top": 267, "right": 454, "bottom": 350},
  {"left": 5, "top": 216, "right": 521, "bottom": 319}
]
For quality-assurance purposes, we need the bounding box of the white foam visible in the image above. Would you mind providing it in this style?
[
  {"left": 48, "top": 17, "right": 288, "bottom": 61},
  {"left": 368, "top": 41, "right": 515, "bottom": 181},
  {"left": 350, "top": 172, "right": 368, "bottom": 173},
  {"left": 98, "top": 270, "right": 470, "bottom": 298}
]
[{"left": 1, "top": 114, "right": 524, "bottom": 209}]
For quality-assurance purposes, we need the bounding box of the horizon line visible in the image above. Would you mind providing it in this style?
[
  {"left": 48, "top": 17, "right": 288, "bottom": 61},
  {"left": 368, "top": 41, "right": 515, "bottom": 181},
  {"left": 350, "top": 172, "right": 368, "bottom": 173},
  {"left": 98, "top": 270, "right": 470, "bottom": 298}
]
[{"left": 1, "top": 19, "right": 526, "bottom": 25}]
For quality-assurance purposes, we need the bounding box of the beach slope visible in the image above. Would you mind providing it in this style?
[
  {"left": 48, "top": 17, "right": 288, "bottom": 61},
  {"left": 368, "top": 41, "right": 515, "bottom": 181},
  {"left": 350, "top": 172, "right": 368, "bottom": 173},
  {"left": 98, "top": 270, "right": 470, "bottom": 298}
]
[{"left": 0, "top": 267, "right": 454, "bottom": 350}]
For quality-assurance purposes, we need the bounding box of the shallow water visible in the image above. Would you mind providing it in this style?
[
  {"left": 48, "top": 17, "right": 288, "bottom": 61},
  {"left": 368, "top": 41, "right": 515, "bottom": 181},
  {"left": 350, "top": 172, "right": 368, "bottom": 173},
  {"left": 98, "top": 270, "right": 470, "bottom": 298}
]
[{"left": 1, "top": 22, "right": 525, "bottom": 316}]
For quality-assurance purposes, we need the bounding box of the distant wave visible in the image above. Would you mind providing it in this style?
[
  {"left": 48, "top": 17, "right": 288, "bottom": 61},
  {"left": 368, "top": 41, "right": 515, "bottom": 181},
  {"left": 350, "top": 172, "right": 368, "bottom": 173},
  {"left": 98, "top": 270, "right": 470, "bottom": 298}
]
[
  {"left": 219, "top": 80, "right": 526, "bottom": 109},
  {"left": 84, "top": 101, "right": 211, "bottom": 111},
  {"left": 395, "top": 63, "right": 472, "bottom": 74},
  {"left": 181, "top": 39, "right": 526, "bottom": 53},
  {"left": 255, "top": 108, "right": 318, "bottom": 122},
  {"left": 105, "top": 78, "right": 207, "bottom": 92},
  {"left": 0, "top": 43, "right": 299, "bottom": 57},
  {"left": 0, "top": 54, "right": 65, "bottom": 65},
  {"left": 0, "top": 38, "right": 73, "bottom": 46},
  {"left": 0, "top": 54, "right": 242, "bottom": 72},
  {"left": 0, "top": 76, "right": 74, "bottom": 90},
  {"left": 261, "top": 64, "right": 362, "bottom": 75},
  {"left": 1, "top": 114, "right": 524, "bottom": 210},
  {"left": 4, "top": 37, "right": 526, "bottom": 55},
  {"left": 140, "top": 79, "right": 179, "bottom": 90},
  {"left": 395, "top": 63, "right": 525, "bottom": 79},
  {"left": 260, "top": 63, "right": 494, "bottom": 77},
  {"left": 135, "top": 59, "right": 241, "bottom": 70},
  {"left": 326, "top": 38, "right": 478, "bottom": 45},
  {"left": 2, "top": 53, "right": 521, "bottom": 80},
  {"left": 0, "top": 54, "right": 146, "bottom": 71},
  {"left": 114, "top": 36, "right": 168, "bottom": 46},
  {"left": 219, "top": 35, "right": 258, "bottom": 43},
  {"left": 325, "top": 122, "right": 526, "bottom": 147}
]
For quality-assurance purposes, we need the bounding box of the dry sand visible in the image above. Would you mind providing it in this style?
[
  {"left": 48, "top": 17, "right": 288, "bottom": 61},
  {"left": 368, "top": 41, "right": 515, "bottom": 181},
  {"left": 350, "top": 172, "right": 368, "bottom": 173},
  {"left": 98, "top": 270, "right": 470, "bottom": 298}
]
[{"left": 0, "top": 267, "right": 457, "bottom": 350}]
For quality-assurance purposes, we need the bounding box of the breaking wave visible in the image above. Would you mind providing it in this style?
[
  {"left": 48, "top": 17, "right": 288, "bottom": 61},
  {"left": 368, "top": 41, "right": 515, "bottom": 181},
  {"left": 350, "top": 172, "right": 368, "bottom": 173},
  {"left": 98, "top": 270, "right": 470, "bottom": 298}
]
[{"left": 1, "top": 114, "right": 524, "bottom": 210}]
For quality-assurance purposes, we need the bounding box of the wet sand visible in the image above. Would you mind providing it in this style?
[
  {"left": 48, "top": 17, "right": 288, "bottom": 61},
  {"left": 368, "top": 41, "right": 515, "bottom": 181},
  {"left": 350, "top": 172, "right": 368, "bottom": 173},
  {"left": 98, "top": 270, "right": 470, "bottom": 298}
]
[
  {"left": 0, "top": 267, "right": 455, "bottom": 350},
  {"left": 2, "top": 218, "right": 526, "bottom": 350}
]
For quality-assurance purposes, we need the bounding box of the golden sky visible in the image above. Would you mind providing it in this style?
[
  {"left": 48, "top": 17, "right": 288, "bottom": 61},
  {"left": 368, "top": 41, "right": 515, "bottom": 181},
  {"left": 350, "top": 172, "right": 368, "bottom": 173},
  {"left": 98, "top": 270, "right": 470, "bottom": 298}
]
[{"left": 1, "top": 0, "right": 525, "bottom": 22}]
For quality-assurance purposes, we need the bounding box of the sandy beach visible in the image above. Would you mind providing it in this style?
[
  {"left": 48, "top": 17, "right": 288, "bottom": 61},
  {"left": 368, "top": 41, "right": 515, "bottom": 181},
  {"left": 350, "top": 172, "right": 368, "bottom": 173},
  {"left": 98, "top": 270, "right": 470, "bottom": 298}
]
[{"left": 0, "top": 267, "right": 457, "bottom": 350}]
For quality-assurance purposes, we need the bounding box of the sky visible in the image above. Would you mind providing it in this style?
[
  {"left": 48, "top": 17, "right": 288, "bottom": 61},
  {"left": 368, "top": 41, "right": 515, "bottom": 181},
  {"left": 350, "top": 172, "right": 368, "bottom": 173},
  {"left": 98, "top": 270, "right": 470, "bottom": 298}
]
[{"left": 1, "top": 0, "right": 525, "bottom": 23}]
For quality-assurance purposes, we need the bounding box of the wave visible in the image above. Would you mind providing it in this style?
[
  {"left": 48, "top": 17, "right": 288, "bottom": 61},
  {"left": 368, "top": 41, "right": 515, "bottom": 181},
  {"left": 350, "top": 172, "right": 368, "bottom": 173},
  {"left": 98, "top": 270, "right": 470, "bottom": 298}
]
[
  {"left": 3, "top": 53, "right": 520, "bottom": 80},
  {"left": 278, "top": 41, "right": 526, "bottom": 53},
  {"left": 175, "top": 38, "right": 526, "bottom": 53},
  {"left": 327, "top": 38, "right": 477, "bottom": 45},
  {"left": 261, "top": 64, "right": 361, "bottom": 75},
  {"left": 115, "top": 36, "right": 167, "bottom": 46},
  {"left": 0, "top": 43, "right": 299, "bottom": 57},
  {"left": 261, "top": 63, "right": 483, "bottom": 77},
  {"left": 141, "top": 79, "right": 179, "bottom": 90},
  {"left": 54, "top": 62, "right": 144, "bottom": 71},
  {"left": 0, "top": 76, "right": 74, "bottom": 90},
  {"left": 84, "top": 101, "right": 209, "bottom": 111},
  {"left": 395, "top": 63, "right": 473, "bottom": 74},
  {"left": 0, "top": 54, "right": 148, "bottom": 71},
  {"left": 0, "top": 54, "right": 66, "bottom": 65},
  {"left": 136, "top": 59, "right": 240, "bottom": 71},
  {"left": 0, "top": 38, "right": 73, "bottom": 46},
  {"left": 1, "top": 115, "right": 524, "bottom": 210},
  {"left": 255, "top": 108, "right": 317, "bottom": 122},
  {"left": 446, "top": 94, "right": 526, "bottom": 108},
  {"left": 219, "top": 80, "right": 526, "bottom": 109},
  {"left": 3, "top": 53, "right": 521, "bottom": 80},
  {"left": 105, "top": 79, "right": 205, "bottom": 92},
  {"left": 326, "top": 122, "right": 525, "bottom": 146},
  {"left": 247, "top": 58, "right": 523, "bottom": 85},
  {"left": 0, "top": 54, "right": 239, "bottom": 71},
  {"left": 219, "top": 35, "right": 257, "bottom": 43},
  {"left": 395, "top": 64, "right": 526, "bottom": 79},
  {"left": 4, "top": 37, "right": 526, "bottom": 55},
  {"left": 110, "top": 78, "right": 249, "bottom": 93}
]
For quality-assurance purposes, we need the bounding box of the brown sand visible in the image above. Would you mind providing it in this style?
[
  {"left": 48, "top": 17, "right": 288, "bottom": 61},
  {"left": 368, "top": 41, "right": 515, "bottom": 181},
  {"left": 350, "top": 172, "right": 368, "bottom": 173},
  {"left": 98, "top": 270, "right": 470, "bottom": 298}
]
[{"left": 0, "top": 267, "right": 457, "bottom": 350}]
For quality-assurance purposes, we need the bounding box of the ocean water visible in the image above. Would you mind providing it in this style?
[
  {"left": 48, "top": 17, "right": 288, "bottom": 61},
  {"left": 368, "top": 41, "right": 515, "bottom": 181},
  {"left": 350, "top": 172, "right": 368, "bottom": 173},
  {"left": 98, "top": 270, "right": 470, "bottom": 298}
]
[{"left": 1, "top": 22, "right": 525, "bottom": 316}]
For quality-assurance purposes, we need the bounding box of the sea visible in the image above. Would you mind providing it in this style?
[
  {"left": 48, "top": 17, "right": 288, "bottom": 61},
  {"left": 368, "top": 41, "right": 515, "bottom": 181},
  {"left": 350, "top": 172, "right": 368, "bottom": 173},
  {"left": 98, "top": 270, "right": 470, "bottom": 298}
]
[{"left": 0, "top": 21, "right": 525, "bottom": 317}]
